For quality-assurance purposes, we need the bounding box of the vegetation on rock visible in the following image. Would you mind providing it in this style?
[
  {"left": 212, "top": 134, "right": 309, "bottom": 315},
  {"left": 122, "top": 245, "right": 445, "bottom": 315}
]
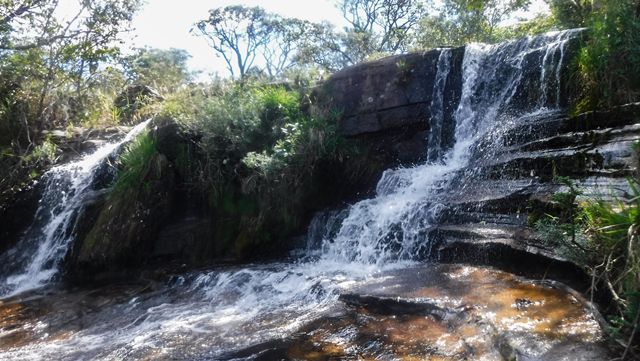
[{"left": 534, "top": 175, "right": 640, "bottom": 357}]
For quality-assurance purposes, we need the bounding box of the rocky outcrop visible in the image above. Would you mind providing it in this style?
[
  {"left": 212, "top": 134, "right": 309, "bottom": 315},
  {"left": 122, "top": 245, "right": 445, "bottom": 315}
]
[
  {"left": 312, "top": 48, "right": 464, "bottom": 165},
  {"left": 429, "top": 103, "right": 640, "bottom": 283},
  {"left": 68, "top": 151, "right": 175, "bottom": 276}
]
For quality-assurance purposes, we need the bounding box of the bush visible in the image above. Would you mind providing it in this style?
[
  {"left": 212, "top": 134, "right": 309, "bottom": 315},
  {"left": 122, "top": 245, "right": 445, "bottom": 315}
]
[
  {"left": 534, "top": 177, "right": 640, "bottom": 356},
  {"left": 572, "top": 0, "right": 640, "bottom": 111},
  {"left": 580, "top": 180, "right": 640, "bottom": 335},
  {"left": 151, "top": 80, "right": 355, "bottom": 255},
  {"left": 111, "top": 131, "right": 157, "bottom": 196}
]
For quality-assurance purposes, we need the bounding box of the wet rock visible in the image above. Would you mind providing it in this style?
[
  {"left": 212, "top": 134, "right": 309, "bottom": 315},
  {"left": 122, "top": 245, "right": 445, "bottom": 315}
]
[
  {"left": 0, "top": 182, "right": 42, "bottom": 257},
  {"left": 221, "top": 264, "right": 609, "bottom": 361},
  {"left": 44, "top": 126, "right": 132, "bottom": 164},
  {"left": 312, "top": 48, "right": 464, "bottom": 165},
  {"left": 68, "top": 152, "right": 176, "bottom": 277},
  {"left": 339, "top": 293, "right": 455, "bottom": 321}
]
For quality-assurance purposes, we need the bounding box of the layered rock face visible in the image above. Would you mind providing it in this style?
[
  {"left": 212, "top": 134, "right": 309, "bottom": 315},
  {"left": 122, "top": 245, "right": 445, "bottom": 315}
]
[
  {"left": 431, "top": 104, "right": 640, "bottom": 280},
  {"left": 5, "top": 32, "right": 637, "bottom": 285},
  {"left": 309, "top": 33, "right": 638, "bottom": 287},
  {"left": 312, "top": 48, "right": 463, "bottom": 165}
]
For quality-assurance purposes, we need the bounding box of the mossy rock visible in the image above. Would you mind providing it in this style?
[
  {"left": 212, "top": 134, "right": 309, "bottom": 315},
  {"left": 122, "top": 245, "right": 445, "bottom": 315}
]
[{"left": 71, "top": 152, "right": 175, "bottom": 272}]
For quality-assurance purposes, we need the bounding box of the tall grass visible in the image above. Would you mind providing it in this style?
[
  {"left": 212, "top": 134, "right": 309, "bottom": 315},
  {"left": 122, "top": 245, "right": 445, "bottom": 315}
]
[
  {"left": 535, "top": 177, "right": 640, "bottom": 356},
  {"left": 111, "top": 132, "right": 157, "bottom": 196},
  {"left": 579, "top": 180, "right": 640, "bottom": 356}
]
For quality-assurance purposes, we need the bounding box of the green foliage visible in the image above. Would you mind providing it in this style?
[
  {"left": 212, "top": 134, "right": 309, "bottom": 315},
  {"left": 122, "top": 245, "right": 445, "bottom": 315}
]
[
  {"left": 493, "top": 14, "right": 556, "bottom": 42},
  {"left": 111, "top": 132, "right": 157, "bottom": 196},
  {"left": 579, "top": 179, "right": 640, "bottom": 351},
  {"left": 414, "top": 0, "right": 532, "bottom": 49},
  {"left": 546, "top": 0, "right": 593, "bottom": 28},
  {"left": 25, "top": 137, "right": 58, "bottom": 166},
  {"left": 123, "top": 48, "right": 193, "bottom": 94},
  {"left": 534, "top": 177, "right": 640, "bottom": 353},
  {"left": 155, "top": 79, "right": 359, "bottom": 256},
  {"left": 562, "top": 0, "right": 640, "bottom": 111}
]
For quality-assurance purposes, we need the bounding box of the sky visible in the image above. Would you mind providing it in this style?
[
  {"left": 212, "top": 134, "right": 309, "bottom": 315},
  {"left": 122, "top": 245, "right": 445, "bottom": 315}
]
[
  {"left": 127, "top": 0, "right": 346, "bottom": 79},
  {"left": 125, "top": 0, "right": 549, "bottom": 79}
]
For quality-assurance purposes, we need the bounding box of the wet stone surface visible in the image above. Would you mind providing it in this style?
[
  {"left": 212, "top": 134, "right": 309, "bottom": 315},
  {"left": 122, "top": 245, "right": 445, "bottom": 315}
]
[
  {"left": 0, "top": 264, "right": 609, "bottom": 360},
  {"left": 225, "top": 264, "right": 609, "bottom": 361}
]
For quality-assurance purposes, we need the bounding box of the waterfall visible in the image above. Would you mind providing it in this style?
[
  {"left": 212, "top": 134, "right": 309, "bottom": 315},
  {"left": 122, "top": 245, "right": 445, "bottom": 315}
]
[
  {"left": 539, "top": 30, "right": 581, "bottom": 108},
  {"left": 427, "top": 49, "right": 452, "bottom": 163},
  {"left": 0, "top": 120, "right": 150, "bottom": 298},
  {"left": 319, "top": 32, "right": 580, "bottom": 267},
  {"left": 0, "top": 31, "right": 583, "bottom": 360}
]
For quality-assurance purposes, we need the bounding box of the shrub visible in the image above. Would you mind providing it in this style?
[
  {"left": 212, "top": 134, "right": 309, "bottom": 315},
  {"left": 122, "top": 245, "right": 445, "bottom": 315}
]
[
  {"left": 150, "top": 79, "right": 366, "bottom": 257},
  {"left": 111, "top": 132, "right": 157, "bottom": 196},
  {"left": 534, "top": 177, "right": 640, "bottom": 356},
  {"left": 579, "top": 180, "right": 640, "bottom": 357},
  {"left": 573, "top": 0, "right": 640, "bottom": 111}
]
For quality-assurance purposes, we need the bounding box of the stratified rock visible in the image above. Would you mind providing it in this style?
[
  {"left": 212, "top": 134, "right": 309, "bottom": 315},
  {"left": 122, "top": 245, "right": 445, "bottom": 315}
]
[
  {"left": 69, "top": 152, "right": 175, "bottom": 276},
  {"left": 311, "top": 48, "right": 464, "bottom": 165}
]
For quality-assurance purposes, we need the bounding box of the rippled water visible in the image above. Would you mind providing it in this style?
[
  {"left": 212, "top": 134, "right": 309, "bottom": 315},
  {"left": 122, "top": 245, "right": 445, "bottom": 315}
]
[
  {"left": 0, "top": 30, "right": 600, "bottom": 360},
  {"left": 0, "top": 264, "right": 607, "bottom": 360}
]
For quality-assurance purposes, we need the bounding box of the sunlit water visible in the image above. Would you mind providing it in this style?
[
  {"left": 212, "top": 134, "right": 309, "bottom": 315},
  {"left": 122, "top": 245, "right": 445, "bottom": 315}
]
[
  {"left": 0, "top": 121, "right": 151, "bottom": 298},
  {"left": 0, "top": 31, "right": 600, "bottom": 360}
]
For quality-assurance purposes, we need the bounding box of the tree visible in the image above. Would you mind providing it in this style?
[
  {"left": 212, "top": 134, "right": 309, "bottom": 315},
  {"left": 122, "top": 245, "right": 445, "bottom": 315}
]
[
  {"left": 123, "top": 48, "right": 192, "bottom": 93},
  {"left": 336, "top": 0, "right": 424, "bottom": 63},
  {"left": 1, "top": 0, "right": 139, "bottom": 51},
  {"left": 415, "top": 0, "right": 531, "bottom": 49},
  {"left": 260, "top": 17, "right": 312, "bottom": 79},
  {"left": 294, "top": 0, "right": 424, "bottom": 71},
  {"left": 294, "top": 22, "right": 355, "bottom": 71},
  {"left": 195, "top": 6, "right": 272, "bottom": 79},
  {"left": 546, "top": 0, "right": 594, "bottom": 28},
  {"left": 0, "top": 0, "right": 141, "bottom": 142}
]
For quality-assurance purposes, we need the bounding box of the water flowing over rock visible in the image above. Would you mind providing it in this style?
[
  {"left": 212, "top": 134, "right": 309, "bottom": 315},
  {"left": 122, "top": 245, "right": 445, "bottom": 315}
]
[
  {"left": 0, "top": 120, "right": 151, "bottom": 298},
  {"left": 0, "top": 30, "right": 629, "bottom": 360}
]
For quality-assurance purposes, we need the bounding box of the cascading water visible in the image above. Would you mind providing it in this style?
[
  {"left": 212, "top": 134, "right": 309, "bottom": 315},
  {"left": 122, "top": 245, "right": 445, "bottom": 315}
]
[
  {"left": 0, "top": 120, "right": 151, "bottom": 298},
  {"left": 426, "top": 48, "right": 452, "bottom": 163},
  {"left": 0, "top": 31, "right": 590, "bottom": 360}
]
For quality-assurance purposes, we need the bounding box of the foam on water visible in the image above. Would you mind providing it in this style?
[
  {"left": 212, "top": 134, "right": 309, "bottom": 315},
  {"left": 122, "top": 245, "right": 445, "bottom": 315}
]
[
  {"left": 0, "top": 30, "right": 583, "bottom": 359},
  {"left": 0, "top": 120, "right": 151, "bottom": 298}
]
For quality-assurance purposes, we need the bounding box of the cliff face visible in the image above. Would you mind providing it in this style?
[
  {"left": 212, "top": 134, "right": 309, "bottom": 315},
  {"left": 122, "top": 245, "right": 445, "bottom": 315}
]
[
  {"left": 4, "top": 33, "right": 637, "bottom": 285},
  {"left": 311, "top": 48, "right": 464, "bottom": 165}
]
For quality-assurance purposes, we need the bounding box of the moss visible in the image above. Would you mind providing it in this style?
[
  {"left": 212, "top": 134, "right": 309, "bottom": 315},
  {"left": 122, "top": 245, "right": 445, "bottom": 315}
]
[{"left": 75, "top": 152, "right": 175, "bottom": 269}]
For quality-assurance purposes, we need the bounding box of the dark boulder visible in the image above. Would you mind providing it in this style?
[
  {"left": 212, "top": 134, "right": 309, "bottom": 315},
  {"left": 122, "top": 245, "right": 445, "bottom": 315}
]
[
  {"left": 311, "top": 48, "right": 464, "bottom": 166},
  {"left": 68, "top": 152, "right": 175, "bottom": 276},
  {"left": 0, "top": 182, "right": 42, "bottom": 255}
]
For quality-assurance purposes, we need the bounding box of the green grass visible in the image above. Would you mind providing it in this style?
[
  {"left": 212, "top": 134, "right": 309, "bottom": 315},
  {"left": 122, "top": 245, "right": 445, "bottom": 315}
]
[
  {"left": 534, "top": 176, "right": 640, "bottom": 355},
  {"left": 111, "top": 131, "right": 157, "bottom": 196}
]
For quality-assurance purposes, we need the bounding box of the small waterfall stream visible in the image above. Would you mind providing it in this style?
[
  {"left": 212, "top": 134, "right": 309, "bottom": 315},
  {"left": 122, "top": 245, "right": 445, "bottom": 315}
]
[
  {"left": 0, "top": 31, "right": 604, "bottom": 360},
  {"left": 0, "top": 120, "right": 151, "bottom": 298}
]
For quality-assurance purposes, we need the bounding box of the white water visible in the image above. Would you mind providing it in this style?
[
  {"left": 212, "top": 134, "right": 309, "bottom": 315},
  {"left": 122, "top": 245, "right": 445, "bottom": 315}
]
[
  {"left": 0, "top": 120, "right": 151, "bottom": 298},
  {"left": 0, "top": 31, "right": 581, "bottom": 359},
  {"left": 427, "top": 48, "right": 452, "bottom": 163}
]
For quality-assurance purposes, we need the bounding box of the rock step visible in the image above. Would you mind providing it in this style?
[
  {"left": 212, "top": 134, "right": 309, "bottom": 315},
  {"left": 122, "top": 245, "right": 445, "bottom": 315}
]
[
  {"left": 480, "top": 142, "right": 636, "bottom": 181},
  {"left": 509, "top": 123, "right": 640, "bottom": 154},
  {"left": 501, "top": 102, "right": 640, "bottom": 147}
]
